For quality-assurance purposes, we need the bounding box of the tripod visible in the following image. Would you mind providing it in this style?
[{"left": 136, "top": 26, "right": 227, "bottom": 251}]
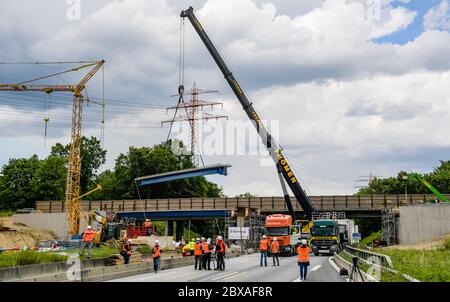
[{"left": 349, "top": 257, "right": 365, "bottom": 282}]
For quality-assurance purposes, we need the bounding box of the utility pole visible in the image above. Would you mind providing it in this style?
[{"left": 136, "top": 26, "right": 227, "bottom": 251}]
[
  {"left": 162, "top": 83, "right": 227, "bottom": 166},
  {"left": 402, "top": 175, "right": 408, "bottom": 205}
]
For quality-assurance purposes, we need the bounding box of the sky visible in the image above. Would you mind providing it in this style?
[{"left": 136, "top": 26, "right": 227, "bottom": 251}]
[{"left": 0, "top": 0, "right": 450, "bottom": 197}]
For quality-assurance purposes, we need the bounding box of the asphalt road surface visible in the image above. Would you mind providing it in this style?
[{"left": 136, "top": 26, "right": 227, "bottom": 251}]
[{"left": 107, "top": 253, "right": 347, "bottom": 282}]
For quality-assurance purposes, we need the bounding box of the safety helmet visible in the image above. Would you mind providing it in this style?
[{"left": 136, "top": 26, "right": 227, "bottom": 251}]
[
  {"left": 217, "top": 236, "right": 223, "bottom": 240},
  {"left": 301, "top": 239, "right": 307, "bottom": 245},
  {"left": 196, "top": 237, "right": 200, "bottom": 241},
  {"left": 191, "top": 238, "right": 195, "bottom": 242},
  {"left": 146, "top": 219, "right": 149, "bottom": 221},
  {"left": 273, "top": 237, "right": 277, "bottom": 241},
  {"left": 87, "top": 225, "right": 92, "bottom": 230},
  {"left": 127, "top": 239, "right": 132, "bottom": 243},
  {"left": 155, "top": 240, "right": 159, "bottom": 244},
  {"left": 262, "top": 235, "right": 266, "bottom": 239},
  {"left": 201, "top": 237, "right": 205, "bottom": 241}
]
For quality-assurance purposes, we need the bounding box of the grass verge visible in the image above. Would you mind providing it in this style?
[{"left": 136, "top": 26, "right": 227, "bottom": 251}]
[{"left": 0, "top": 250, "right": 68, "bottom": 268}]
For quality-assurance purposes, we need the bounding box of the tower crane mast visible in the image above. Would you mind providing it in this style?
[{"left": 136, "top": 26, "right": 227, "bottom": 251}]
[{"left": 0, "top": 60, "right": 105, "bottom": 235}]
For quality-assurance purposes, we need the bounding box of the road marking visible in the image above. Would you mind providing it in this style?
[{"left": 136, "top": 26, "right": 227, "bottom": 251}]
[
  {"left": 164, "top": 271, "right": 199, "bottom": 281},
  {"left": 328, "top": 256, "right": 341, "bottom": 273},
  {"left": 310, "top": 265, "right": 322, "bottom": 271},
  {"left": 223, "top": 271, "right": 247, "bottom": 281},
  {"left": 211, "top": 272, "right": 239, "bottom": 280},
  {"left": 138, "top": 271, "right": 177, "bottom": 280}
]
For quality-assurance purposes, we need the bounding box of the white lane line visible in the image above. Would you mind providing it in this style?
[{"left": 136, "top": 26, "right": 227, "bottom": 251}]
[
  {"left": 310, "top": 265, "right": 322, "bottom": 271},
  {"left": 138, "top": 271, "right": 177, "bottom": 280},
  {"left": 164, "top": 271, "right": 199, "bottom": 280},
  {"left": 211, "top": 271, "right": 239, "bottom": 280},
  {"left": 328, "top": 256, "right": 341, "bottom": 273},
  {"left": 223, "top": 271, "right": 247, "bottom": 281}
]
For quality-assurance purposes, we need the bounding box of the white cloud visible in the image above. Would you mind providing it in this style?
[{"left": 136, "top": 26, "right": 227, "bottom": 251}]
[{"left": 424, "top": 0, "right": 450, "bottom": 31}]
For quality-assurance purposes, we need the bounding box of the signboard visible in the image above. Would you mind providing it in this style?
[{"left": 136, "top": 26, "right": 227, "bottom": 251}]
[
  {"left": 228, "top": 227, "right": 250, "bottom": 240},
  {"left": 352, "top": 233, "right": 362, "bottom": 242}
]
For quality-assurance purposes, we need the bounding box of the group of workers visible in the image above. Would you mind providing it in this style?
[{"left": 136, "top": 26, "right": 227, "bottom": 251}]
[
  {"left": 191, "top": 236, "right": 227, "bottom": 271},
  {"left": 120, "top": 238, "right": 162, "bottom": 272},
  {"left": 259, "top": 235, "right": 311, "bottom": 280}
]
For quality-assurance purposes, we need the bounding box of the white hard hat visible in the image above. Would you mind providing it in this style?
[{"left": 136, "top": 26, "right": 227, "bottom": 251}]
[
  {"left": 217, "top": 236, "right": 223, "bottom": 240},
  {"left": 87, "top": 225, "right": 92, "bottom": 230},
  {"left": 262, "top": 235, "right": 266, "bottom": 239},
  {"left": 201, "top": 237, "right": 205, "bottom": 241},
  {"left": 207, "top": 238, "right": 211, "bottom": 243},
  {"left": 301, "top": 239, "right": 307, "bottom": 245},
  {"left": 196, "top": 237, "right": 200, "bottom": 241},
  {"left": 146, "top": 219, "right": 149, "bottom": 221},
  {"left": 273, "top": 237, "right": 277, "bottom": 241},
  {"left": 155, "top": 240, "right": 159, "bottom": 244},
  {"left": 127, "top": 239, "right": 132, "bottom": 243}
]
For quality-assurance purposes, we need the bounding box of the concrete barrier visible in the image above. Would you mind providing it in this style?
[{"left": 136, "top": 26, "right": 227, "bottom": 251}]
[{"left": 399, "top": 204, "right": 450, "bottom": 245}]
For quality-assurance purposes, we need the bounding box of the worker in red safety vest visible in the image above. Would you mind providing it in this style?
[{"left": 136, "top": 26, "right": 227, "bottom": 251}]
[
  {"left": 215, "top": 236, "right": 226, "bottom": 271},
  {"left": 297, "top": 239, "right": 310, "bottom": 280},
  {"left": 270, "top": 237, "right": 280, "bottom": 266},
  {"left": 80, "top": 225, "right": 96, "bottom": 258},
  {"left": 259, "top": 235, "right": 269, "bottom": 267},
  {"left": 121, "top": 239, "right": 133, "bottom": 265},
  {"left": 193, "top": 238, "right": 203, "bottom": 270},
  {"left": 152, "top": 240, "right": 162, "bottom": 273},
  {"left": 201, "top": 237, "right": 212, "bottom": 270}
]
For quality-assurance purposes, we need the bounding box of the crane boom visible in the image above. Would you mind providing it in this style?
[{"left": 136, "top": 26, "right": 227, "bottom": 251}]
[{"left": 181, "top": 7, "right": 316, "bottom": 219}]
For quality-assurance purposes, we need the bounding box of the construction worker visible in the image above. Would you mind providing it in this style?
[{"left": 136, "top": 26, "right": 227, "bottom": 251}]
[
  {"left": 297, "top": 239, "right": 310, "bottom": 280},
  {"left": 80, "top": 225, "right": 96, "bottom": 258},
  {"left": 259, "top": 235, "right": 269, "bottom": 267},
  {"left": 215, "top": 236, "right": 226, "bottom": 271},
  {"left": 202, "top": 237, "right": 212, "bottom": 270},
  {"left": 152, "top": 240, "right": 162, "bottom": 273},
  {"left": 144, "top": 219, "right": 153, "bottom": 236},
  {"left": 194, "top": 238, "right": 203, "bottom": 270},
  {"left": 270, "top": 237, "right": 280, "bottom": 266},
  {"left": 189, "top": 238, "right": 195, "bottom": 256},
  {"left": 121, "top": 239, "right": 133, "bottom": 265}
]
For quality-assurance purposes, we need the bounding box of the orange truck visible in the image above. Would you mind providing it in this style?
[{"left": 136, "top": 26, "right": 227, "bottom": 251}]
[{"left": 264, "top": 214, "right": 302, "bottom": 256}]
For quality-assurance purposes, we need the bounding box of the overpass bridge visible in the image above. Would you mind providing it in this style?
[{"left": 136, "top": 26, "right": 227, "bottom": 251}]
[{"left": 36, "top": 194, "right": 447, "bottom": 219}]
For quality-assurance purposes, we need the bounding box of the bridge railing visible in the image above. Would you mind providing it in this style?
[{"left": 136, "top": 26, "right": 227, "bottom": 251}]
[{"left": 35, "top": 194, "right": 449, "bottom": 213}]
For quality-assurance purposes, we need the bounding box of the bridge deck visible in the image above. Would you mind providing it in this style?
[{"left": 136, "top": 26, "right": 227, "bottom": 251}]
[{"left": 36, "top": 194, "right": 446, "bottom": 214}]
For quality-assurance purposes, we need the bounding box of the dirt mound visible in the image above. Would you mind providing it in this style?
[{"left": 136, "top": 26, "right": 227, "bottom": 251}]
[{"left": 0, "top": 217, "right": 56, "bottom": 249}]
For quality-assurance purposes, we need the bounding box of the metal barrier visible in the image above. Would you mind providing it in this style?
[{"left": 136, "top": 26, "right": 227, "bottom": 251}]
[{"left": 344, "top": 245, "right": 394, "bottom": 268}]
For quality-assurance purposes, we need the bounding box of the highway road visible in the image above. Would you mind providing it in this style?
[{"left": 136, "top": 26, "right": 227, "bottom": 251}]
[{"left": 107, "top": 253, "right": 347, "bottom": 282}]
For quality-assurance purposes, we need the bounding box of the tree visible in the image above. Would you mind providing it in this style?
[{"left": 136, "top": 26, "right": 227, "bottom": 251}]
[
  {"left": 30, "top": 156, "right": 66, "bottom": 201},
  {"left": 92, "top": 140, "right": 222, "bottom": 200},
  {"left": 0, "top": 155, "right": 40, "bottom": 209},
  {"left": 51, "top": 136, "right": 106, "bottom": 192},
  {"left": 358, "top": 161, "right": 450, "bottom": 195}
]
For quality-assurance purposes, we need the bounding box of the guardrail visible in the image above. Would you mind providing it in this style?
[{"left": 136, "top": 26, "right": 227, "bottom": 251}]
[
  {"left": 344, "top": 245, "right": 394, "bottom": 268},
  {"left": 35, "top": 194, "right": 448, "bottom": 213}
]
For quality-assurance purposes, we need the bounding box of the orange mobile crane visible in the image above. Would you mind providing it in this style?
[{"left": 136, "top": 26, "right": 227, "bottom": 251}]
[{"left": 0, "top": 60, "right": 105, "bottom": 235}]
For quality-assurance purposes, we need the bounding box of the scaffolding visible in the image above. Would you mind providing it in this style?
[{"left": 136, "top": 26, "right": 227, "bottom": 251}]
[{"left": 381, "top": 208, "right": 400, "bottom": 245}]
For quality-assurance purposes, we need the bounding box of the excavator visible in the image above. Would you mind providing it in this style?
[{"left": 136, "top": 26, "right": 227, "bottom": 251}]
[{"left": 180, "top": 7, "right": 316, "bottom": 222}]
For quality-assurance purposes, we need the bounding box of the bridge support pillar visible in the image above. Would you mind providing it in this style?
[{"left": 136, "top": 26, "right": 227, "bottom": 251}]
[
  {"left": 175, "top": 221, "right": 185, "bottom": 241},
  {"left": 165, "top": 220, "right": 175, "bottom": 237}
]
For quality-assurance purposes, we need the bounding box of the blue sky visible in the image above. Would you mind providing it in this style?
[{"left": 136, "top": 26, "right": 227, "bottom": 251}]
[{"left": 377, "top": 0, "right": 444, "bottom": 44}]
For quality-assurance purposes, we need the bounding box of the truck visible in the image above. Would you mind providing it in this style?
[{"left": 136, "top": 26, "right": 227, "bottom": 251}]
[
  {"left": 265, "top": 214, "right": 302, "bottom": 256},
  {"left": 310, "top": 217, "right": 358, "bottom": 256}
]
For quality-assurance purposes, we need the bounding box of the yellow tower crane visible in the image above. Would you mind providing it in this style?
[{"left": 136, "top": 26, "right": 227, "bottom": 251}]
[{"left": 0, "top": 60, "right": 105, "bottom": 235}]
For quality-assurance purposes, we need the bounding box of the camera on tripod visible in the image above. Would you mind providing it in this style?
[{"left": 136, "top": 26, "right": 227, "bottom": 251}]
[{"left": 352, "top": 257, "right": 358, "bottom": 265}]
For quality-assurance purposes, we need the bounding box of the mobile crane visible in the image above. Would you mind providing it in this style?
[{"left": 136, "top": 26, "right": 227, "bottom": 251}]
[{"left": 180, "top": 7, "right": 316, "bottom": 220}]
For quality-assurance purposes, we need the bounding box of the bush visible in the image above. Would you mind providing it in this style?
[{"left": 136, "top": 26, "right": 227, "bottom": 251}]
[
  {"left": 0, "top": 250, "right": 68, "bottom": 268},
  {"left": 358, "top": 230, "right": 382, "bottom": 248}
]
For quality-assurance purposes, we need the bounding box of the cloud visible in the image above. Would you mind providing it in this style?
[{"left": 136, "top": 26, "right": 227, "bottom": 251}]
[{"left": 424, "top": 0, "right": 450, "bottom": 31}]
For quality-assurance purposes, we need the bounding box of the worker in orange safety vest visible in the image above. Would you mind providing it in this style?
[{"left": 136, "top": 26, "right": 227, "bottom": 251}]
[
  {"left": 297, "top": 239, "right": 310, "bottom": 280},
  {"left": 201, "top": 237, "right": 212, "bottom": 270},
  {"left": 215, "top": 236, "right": 226, "bottom": 271},
  {"left": 270, "top": 237, "right": 280, "bottom": 266},
  {"left": 144, "top": 219, "right": 153, "bottom": 236},
  {"left": 194, "top": 238, "right": 203, "bottom": 270},
  {"left": 259, "top": 235, "right": 269, "bottom": 267},
  {"left": 80, "top": 225, "right": 96, "bottom": 258},
  {"left": 152, "top": 240, "right": 162, "bottom": 273}
]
